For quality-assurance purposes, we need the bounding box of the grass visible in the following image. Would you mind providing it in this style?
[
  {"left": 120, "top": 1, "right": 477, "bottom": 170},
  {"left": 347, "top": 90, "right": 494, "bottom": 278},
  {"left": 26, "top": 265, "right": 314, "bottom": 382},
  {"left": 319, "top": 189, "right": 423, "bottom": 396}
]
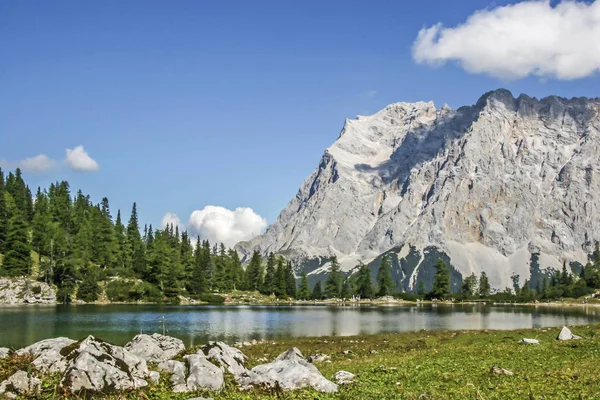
[{"left": 2, "top": 324, "right": 600, "bottom": 399}]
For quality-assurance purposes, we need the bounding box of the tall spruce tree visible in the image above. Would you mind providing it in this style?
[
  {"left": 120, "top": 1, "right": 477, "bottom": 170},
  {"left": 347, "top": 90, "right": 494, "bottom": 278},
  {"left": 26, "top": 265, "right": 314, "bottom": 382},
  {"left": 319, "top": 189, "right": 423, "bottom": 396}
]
[
  {"left": 460, "top": 273, "right": 478, "bottom": 298},
  {"left": 0, "top": 168, "right": 8, "bottom": 252},
  {"left": 311, "top": 280, "right": 323, "bottom": 300},
  {"left": 262, "top": 252, "right": 277, "bottom": 295},
  {"left": 275, "top": 256, "right": 287, "bottom": 296},
  {"left": 2, "top": 207, "right": 31, "bottom": 276},
  {"left": 113, "top": 210, "right": 127, "bottom": 273},
  {"left": 126, "top": 203, "right": 146, "bottom": 277},
  {"left": 478, "top": 271, "right": 491, "bottom": 298},
  {"left": 340, "top": 278, "right": 353, "bottom": 299},
  {"left": 297, "top": 272, "right": 310, "bottom": 300},
  {"left": 430, "top": 259, "right": 451, "bottom": 299},
  {"left": 245, "top": 251, "right": 263, "bottom": 292},
  {"left": 285, "top": 261, "right": 296, "bottom": 298},
  {"left": 356, "top": 262, "right": 374, "bottom": 299},
  {"left": 324, "top": 255, "right": 342, "bottom": 298},
  {"left": 376, "top": 256, "right": 394, "bottom": 296}
]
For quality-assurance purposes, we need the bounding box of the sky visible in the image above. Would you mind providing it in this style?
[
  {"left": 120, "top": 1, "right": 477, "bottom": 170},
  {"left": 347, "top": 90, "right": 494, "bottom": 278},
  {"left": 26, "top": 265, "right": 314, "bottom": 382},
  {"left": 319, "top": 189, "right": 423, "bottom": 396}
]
[{"left": 1, "top": 0, "right": 599, "bottom": 247}]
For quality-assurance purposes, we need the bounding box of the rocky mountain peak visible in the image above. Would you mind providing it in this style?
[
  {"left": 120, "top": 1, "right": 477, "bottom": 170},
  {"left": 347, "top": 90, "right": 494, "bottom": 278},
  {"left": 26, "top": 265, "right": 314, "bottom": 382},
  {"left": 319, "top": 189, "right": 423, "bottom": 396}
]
[{"left": 237, "top": 90, "right": 600, "bottom": 292}]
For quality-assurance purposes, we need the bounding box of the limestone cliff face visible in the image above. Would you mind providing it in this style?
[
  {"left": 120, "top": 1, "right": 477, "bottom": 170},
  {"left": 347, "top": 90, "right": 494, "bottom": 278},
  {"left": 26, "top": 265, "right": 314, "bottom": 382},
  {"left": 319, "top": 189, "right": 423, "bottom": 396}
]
[{"left": 237, "top": 89, "right": 600, "bottom": 291}]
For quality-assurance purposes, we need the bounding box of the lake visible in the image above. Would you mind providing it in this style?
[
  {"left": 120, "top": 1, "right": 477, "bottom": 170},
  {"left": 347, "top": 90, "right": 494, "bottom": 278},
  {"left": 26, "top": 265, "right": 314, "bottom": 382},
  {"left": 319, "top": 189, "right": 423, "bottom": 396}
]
[{"left": 1, "top": 303, "right": 599, "bottom": 348}]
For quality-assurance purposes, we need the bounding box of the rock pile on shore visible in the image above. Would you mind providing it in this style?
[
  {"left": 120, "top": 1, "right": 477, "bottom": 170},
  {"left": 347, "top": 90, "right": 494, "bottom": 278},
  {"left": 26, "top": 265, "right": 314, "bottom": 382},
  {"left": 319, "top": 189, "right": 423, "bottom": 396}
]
[{"left": 0, "top": 334, "right": 340, "bottom": 398}]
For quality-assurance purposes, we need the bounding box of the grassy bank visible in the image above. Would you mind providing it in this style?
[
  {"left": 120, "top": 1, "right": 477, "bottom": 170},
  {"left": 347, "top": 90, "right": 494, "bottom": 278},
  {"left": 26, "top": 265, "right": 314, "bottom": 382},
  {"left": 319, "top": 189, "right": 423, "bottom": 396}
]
[{"left": 3, "top": 324, "right": 600, "bottom": 399}]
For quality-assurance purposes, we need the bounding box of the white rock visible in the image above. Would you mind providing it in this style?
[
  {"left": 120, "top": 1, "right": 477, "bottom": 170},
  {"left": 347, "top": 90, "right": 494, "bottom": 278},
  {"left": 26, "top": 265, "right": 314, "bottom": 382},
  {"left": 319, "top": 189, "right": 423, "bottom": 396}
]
[
  {"left": 237, "top": 90, "right": 600, "bottom": 291},
  {"left": 16, "top": 337, "right": 76, "bottom": 357},
  {"left": 248, "top": 347, "right": 338, "bottom": 393},
  {"left": 0, "top": 371, "right": 41, "bottom": 397},
  {"left": 519, "top": 338, "right": 540, "bottom": 345},
  {"left": 333, "top": 370, "right": 355, "bottom": 384},
  {"left": 490, "top": 366, "right": 514, "bottom": 376},
  {"left": 60, "top": 335, "right": 152, "bottom": 393},
  {"left": 557, "top": 326, "right": 582, "bottom": 341},
  {"left": 125, "top": 333, "right": 185, "bottom": 362},
  {"left": 184, "top": 353, "right": 224, "bottom": 392},
  {"left": 308, "top": 353, "right": 330, "bottom": 363},
  {"left": 0, "top": 278, "right": 56, "bottom": 304},
  {"left": 158, "top": 360, "right": 188, "bottom": 393},
  {"left": 0, "top": 348, "right": 10, "bottom": 359},
  {"left": 202, "top": 341, "right": 248, "bottom": 378}
]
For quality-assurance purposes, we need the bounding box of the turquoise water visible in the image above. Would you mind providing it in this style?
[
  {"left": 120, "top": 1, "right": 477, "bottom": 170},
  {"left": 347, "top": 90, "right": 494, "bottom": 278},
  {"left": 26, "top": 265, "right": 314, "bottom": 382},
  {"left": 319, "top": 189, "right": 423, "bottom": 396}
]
[{"left": 1, "top": 303, "right": 598, "bottom": 348}]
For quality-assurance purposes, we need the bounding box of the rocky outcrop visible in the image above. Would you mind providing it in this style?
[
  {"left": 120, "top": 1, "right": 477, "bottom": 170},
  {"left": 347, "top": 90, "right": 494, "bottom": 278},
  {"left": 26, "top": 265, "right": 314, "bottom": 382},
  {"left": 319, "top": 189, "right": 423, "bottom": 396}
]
[
  {"left": 333, "top": 370, "right": 355, "bottom": 384},
  {"left": 0, "top": 278, "right": 56, "bottom": 304},
  {"left": 520, "top": 338, "right": 540, "bottom": 345},
  {"left": 0, "top": 348, "right": 10, "bottom": 359},
  {"left": 3, "top": 335, "right": 336, "bottom": 396},
  {"left": 60, "top": 335, "right": 153, "bottom": 393},
  {"left": 125, "top": 333, "right": 185, "bottom": 362},
  {"left": 237, "top": 90, "right": 600, "bottom": 291}
]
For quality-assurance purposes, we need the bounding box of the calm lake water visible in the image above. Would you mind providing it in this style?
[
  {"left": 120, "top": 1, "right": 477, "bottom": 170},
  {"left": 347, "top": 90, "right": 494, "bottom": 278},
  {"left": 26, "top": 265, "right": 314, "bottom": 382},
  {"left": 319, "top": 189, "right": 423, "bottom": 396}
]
[{"left": 1, "top": 303, "right": 599, "bottom": 348}]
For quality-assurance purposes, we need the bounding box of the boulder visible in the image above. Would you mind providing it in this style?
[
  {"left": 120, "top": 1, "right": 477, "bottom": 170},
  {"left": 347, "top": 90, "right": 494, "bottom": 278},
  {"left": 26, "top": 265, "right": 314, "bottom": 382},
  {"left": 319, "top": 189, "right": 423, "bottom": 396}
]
[
  {"left": 125, "top": 333, "right": 185, "bottom": 363},
  {"left": 32, "top": 348, "right": 70, "bottom": 373},
  {"left": 16, "top": 337, "right": 76, "bottom": 357},
  {"left": 490, "top": 366, "right": 514, "bottom": 376},
  {"left": 184, "top": 352, "right": 224, "bottom": 392},
  {"left": 0, "top": 371, "right": 41, "bottom": 397},
  {"left": 0, "top": 348, "right": 10, "bottom": 359},
  {"left": 186, "top": 397, "right": 213, "bottom": 400},
  {"left": 202, "top": 341, "right": 248, "bottom": 378},
  {"left": 248, "top": 347, "right": 338, "bottom": 393},
  {"left": 519, "top": 338, "right": 539, "bottom": 345},
  {"left": 60, "top": 335, "right": 153, "bottom": 393},
  {"left": 557, "top": 326, "right": 582, "bottom": 341},
  {"left": 158, "top": 351, "right": 225, "bottom": 393},
  {"left": 333, "top": 370, "right": 355, "bottom": 384},
  {"left": 158, "top": 360, "right": 188, "bottom": 393}
]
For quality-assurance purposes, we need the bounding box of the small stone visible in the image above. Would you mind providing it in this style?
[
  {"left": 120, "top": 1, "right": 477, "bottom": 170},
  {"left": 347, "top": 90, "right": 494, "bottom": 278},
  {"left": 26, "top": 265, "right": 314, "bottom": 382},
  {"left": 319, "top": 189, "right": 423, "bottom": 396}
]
[
  {"left": 0, "top": 371, "right": 42, "bottom": 397},
  {"left": 557, "top": 326, "right": 582, "bottom": 341},
  {"left": 519, "top": 338, "right": 539, "bottom": 345},
  {"left": 124, "top": 333, "right": 185, "bottom": 363},
  {"left": 308, "top": 353, "right": 330, "bottom": 363},
  {"left": 342, "top": 350, "right": 353, "bottom": 355},
  {"left": 0, "top": 348, "right": 10, "bottom": 359},
  {"left": 370, "top": 349, "right": 379, "bottom": 354},
  {"left": 148, "top": 371, "right": 160, "bottom": 384},
  {"left": 333, "top": 370, "right": 355, "bottom": 384},
  {"left": 490, "top": 366, "right": 514, "bottom": 376}
]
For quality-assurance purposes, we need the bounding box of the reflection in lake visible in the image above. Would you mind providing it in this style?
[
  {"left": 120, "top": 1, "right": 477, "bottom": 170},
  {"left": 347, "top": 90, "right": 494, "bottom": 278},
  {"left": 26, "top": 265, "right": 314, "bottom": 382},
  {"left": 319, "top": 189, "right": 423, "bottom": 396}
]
[{"left": 1, "top": 303, "right": 599, "bottom": 348}]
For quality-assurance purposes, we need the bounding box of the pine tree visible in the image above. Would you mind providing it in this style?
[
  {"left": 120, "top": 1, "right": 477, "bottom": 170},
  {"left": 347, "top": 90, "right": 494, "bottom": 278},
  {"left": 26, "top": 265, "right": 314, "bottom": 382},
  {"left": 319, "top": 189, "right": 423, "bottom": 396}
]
[
  {"left": 324, "top": 255, "right": 342, "bottom": 298},
  {"left": 245, "top": 251, "right": 263, "bottom": 291},
  {"left": 126, "top": 203, "right": 146, "bottom": 277},
  {"left": 285, "top": 261, "right": 296, "bottom": 298},
  {"left": 340, "top": 278, "right": 353, "bottom": 299},
  {"left": 275, "top": 256, "right": 287, "bottom": 296},
  {"left": 0, "top": 168, "right": 7, "bottom": 253},
  {"left": 460, "top": 273, "right": 478, "bottom": 298},
  {"left": 31, "top": 188, "right": 51, "bottom": 257},
  {"left": 430, "top": 259, "right": 450, "bottom": 299},
  {"left": 2, "top": 207, "right": 32, "bottom": 277},
  {"left": 297, "top": 272, "right": 310, "bottom": 300},
  {"left": 376, "top": 256, "right": 394, "bottom": 297},
  {"left": 228, "top": 249, "right": 243, "bottom": 290},
  {"left": 356, "top": 262, "right": 375, "bottom": 299},
  {"left": 262, "top": 252, "right": 277, "bottom": 295},
  {"left": 189, "top": 236, "right": 207, "bottom": 294},
  {"left": 311, "top": 280, "right": 323, "bottom": 300},
  {"left": 417, "top": 281, "right": 426, "bottom": 295},
  {"left": 77, "top": 266, "right": 101, "bottom": 302},
  {"left": 478, "top": 271, "right": 491, "bottom": 298}
]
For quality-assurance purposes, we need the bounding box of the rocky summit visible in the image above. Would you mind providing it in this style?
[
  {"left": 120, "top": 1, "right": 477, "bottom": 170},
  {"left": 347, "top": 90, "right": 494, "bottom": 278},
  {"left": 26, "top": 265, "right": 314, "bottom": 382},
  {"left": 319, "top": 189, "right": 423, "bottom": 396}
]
[{"left": 237, "top": 89, "right": 600, "bottom": 291}]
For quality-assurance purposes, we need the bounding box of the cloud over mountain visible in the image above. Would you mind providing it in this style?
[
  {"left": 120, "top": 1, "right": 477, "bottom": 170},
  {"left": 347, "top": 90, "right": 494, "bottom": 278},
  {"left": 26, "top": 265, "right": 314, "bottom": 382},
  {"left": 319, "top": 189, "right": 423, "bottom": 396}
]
[{"left": 412, "top": 0, "right": 600, "bottom": 80}]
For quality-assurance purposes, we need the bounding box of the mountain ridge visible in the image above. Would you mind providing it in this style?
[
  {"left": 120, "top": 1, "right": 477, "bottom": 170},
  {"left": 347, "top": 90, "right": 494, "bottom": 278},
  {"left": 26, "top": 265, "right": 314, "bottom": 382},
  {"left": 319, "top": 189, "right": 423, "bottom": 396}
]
[{"left": 237, "top": 89, "right": 600, "bottom": 292}]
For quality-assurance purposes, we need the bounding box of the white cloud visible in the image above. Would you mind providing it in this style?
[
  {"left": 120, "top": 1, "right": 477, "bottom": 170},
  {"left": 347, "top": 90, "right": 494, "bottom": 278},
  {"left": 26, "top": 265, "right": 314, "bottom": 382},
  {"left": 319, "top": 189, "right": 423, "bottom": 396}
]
[
  {"left": 0, "top": 154, "right": 57, "bottom": 173},
  {"left": 412, "top": 0, "right": 600, "bottom": 80},
  {"left": 65, "top": 145, "right": 100, "bottom": 172},
  {"left": 365, "top": 90, "right": 377, "bottom": 98},
  {"left": 161, "top": 212, "right": 182, "bottom": 230},
  {"left": 187, "top": 206, "right": 267, "bottom": 248}
]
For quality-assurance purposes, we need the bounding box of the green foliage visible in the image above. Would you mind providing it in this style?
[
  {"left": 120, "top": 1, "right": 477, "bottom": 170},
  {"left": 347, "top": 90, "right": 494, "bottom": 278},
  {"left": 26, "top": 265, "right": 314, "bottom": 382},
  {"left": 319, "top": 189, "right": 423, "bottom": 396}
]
[
  {"left": 429, "top": 259, "right": 450, "bottom": 299},
  {"left": 478, "top": 271, "right": 491, "bottom": 298},
  {"left": 0, "top": 168, "right": 7, "bottom": 253},
  {"left": 311, "top": 280, "right": 323, "bottom": 300},
  {"left": 297, "top": 272, "right": 310, "bottom": 300},
  {"left": 356, "top": 262, "right": 375, "bottom": 299},
  {"left": 460, "top": 272, "right": 477, "bottom": 298},
  {"left": 376, "top": 255, "right": 394, "bottom": 296},
  {"left": 245, "top": 251, "right": 264, "bottom": 292},
  {"left": 324, "top": 255, "right": 342, "bottom": 298},
  {"left": 340, "top": 278, "right": 353, "bottom": 299},
  {"left": 262, "top": 252, "right": 277, "bottom": 295},
  {"left": 2, "top": 208, "right": 31, "bottom": 277},
  {"left": 77, "top": 266, "right": 101, "bottom": 302}
]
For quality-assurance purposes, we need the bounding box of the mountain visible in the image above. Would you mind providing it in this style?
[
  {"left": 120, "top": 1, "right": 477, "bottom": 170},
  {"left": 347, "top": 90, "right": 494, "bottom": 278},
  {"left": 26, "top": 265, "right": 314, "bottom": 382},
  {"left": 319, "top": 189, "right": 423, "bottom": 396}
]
[{"left": 237, "top": 89, "right": 600, "bottom": 292}]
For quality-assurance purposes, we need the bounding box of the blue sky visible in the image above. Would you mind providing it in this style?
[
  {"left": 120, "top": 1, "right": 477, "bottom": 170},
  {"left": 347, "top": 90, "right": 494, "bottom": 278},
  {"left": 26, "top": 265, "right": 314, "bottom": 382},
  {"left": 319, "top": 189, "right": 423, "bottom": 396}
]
[{"left": 1, "top": 0, "right": 599, "bottom": 242}]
